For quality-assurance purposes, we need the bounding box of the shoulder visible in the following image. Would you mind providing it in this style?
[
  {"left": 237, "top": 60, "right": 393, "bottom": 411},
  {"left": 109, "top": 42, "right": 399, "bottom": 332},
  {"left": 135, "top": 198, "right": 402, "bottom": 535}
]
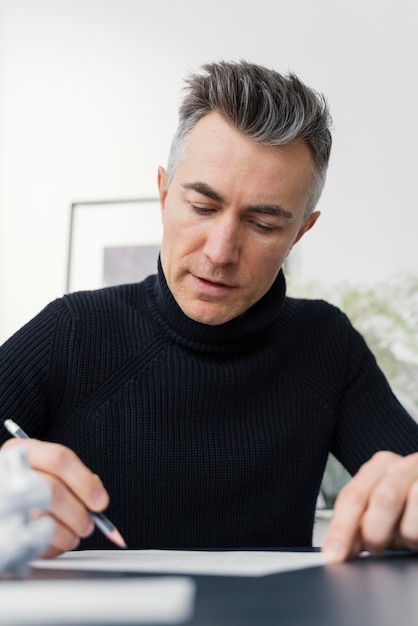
[
  {"left": 62, "top": 281, "right": 143, "bottom": 310},
  {"left": 3, "top": 278, "right": 156, "bottom": 353},
  {"left": 279, "top": 296, "right": 370, "bottom": 382},
  {"left": 282, "top": 296, "right": 353, "bottom": 336},
  {"left": 59, "top": 276, "right": 155, "bottom": 321}
]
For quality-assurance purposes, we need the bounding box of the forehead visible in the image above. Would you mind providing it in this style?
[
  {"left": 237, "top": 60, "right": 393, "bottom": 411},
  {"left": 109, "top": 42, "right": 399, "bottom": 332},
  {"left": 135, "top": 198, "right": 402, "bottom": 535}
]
[{"left": 175, "top": 112, "right": 314, "bottom": 211}]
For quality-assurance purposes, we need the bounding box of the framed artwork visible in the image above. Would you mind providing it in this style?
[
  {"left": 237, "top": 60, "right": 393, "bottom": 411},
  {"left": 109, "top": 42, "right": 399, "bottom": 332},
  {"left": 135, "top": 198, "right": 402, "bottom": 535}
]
[{"left": 66, "top": 198, "right": 162, "bottom": 292}]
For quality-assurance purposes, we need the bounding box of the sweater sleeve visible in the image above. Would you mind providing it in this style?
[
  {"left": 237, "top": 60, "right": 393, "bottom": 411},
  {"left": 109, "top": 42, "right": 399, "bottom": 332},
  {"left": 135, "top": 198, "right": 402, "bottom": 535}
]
[
  {"left": 332, "top": 320, "right": 418, "bottom": 474},
  {"left": 0, "top": 299, "right": 67, "bottom": 445}
]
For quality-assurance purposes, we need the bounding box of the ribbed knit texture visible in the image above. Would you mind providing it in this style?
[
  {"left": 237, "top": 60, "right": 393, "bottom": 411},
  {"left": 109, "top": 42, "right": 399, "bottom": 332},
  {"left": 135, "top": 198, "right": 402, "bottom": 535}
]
[{"left": 1, "top": 261, "right": 418, "bottom": 549}]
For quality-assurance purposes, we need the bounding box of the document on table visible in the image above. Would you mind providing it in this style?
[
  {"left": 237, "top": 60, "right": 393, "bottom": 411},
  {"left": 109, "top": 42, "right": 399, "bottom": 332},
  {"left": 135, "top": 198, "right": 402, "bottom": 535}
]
[
  {"left": 32, "top": 549, "right": 326, "bottom": 577},
  {"left": 0, "top": 576, "right": 196, "bottom": 625}
]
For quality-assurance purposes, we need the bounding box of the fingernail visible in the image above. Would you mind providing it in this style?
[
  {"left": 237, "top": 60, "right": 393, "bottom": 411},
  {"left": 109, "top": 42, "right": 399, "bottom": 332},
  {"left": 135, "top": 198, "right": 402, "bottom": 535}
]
[
  {"left": 70, "top": 536, "right": 80, "bottom": 551},
  {"left": 322, "top": 541, "right": 345, "bottom": 563},
  {"left": 91, "top": 489, "right": 108, "bottom": 508},
  {"left": 82, "top": 519, "right": 95, "bottom": 537}
]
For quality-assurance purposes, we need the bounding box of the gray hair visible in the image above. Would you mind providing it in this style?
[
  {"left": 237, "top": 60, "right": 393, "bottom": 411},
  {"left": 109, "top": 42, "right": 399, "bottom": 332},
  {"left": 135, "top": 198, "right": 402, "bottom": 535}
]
[{"left": 167, "top": 60, "right": 332, "bottom": 217}]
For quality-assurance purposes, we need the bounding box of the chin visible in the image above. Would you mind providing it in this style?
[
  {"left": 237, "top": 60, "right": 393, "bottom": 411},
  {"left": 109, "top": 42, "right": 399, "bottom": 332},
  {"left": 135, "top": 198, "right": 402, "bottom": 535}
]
[
  {"left": 190, "top": 314, "right": 231, "bottom": 326},
  {"left": 185, "top": 306, "right": 235, "bottom": 326}
]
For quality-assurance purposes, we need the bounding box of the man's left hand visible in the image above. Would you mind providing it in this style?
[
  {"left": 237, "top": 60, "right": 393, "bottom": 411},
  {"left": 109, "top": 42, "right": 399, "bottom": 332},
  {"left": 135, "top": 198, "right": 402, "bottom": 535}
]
[{"left": 322, "top": 451, "right": 418, "bottom": 562}]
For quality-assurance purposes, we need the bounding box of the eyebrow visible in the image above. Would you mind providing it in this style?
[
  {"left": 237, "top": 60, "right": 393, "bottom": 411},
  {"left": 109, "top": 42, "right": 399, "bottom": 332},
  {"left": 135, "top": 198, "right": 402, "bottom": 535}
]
[
  {"left": 182, "top": 181, "right": 293, "bottom": 219},
  {"left": 183, "top": 182, "right": 224, "bottom": 203}
]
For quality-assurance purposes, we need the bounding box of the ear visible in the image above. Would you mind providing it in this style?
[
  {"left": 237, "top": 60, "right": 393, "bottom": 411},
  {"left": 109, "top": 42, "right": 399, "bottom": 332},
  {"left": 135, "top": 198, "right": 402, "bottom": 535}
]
[
  {"left": 292, "top": 210, "right": 320, "bottom": 247},
  {"left": 157, "top": 166, "right": 169, "bottom": 220}
]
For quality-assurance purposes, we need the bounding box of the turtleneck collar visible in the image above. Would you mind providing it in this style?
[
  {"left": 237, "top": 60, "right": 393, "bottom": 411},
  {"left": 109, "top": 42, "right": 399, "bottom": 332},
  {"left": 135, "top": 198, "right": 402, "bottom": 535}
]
[{"left": 146, "top": 258, "right": 286, "bottom": 352}]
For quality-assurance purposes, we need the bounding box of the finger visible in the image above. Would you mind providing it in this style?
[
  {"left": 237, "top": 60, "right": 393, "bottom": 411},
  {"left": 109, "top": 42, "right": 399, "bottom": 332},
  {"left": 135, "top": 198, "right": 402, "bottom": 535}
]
[
  {"left": 399, "top": 478, "right": 418, "bottom": 550},
  {"left": 36, "top": 470, "right": 95, "bottom": 541},
  {"left": 30, "top": 480, "right": 95, "bottom": 558},
  {"left": 40, "top": 517, "right": 81, "bottom": 558},
  {"left": 322, "top": 451, "right": 399, "bottom": 563},
  {"left": 4, "top": 439, "right": 109, "bottom": 513},
  {"left": 1, "top": 440, "right": 100, "bottom": 557},
  {"left": 25, "top": 509, "right": 80, "bottom": 558},
  {"left": 20, "top": 516, "right": 56, "bottom": 561},
  {"left": 1, "top": 437, "right": 25, "bottom": 451},
  {"left": 360, "top": 453, "right": 418, "bottom": 554}
]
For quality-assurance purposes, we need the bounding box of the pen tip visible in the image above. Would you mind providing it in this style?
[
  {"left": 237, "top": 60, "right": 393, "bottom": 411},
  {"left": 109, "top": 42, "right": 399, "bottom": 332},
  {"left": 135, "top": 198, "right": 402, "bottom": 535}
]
[{"left": 108, "top": 529, "right": 127, "bottom": 549}]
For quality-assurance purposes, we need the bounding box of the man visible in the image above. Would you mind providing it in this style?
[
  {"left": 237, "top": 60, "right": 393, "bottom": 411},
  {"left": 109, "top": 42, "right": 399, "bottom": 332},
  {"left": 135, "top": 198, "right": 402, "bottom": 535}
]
[{"left": 1, "top": 60, "right": 418, "bottom": 563}]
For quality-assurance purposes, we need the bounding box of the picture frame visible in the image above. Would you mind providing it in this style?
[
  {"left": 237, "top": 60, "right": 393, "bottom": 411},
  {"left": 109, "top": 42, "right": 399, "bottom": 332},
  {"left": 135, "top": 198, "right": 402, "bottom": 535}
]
[{"left": 66, "top": 198, "right": 162, "bottom": 293}]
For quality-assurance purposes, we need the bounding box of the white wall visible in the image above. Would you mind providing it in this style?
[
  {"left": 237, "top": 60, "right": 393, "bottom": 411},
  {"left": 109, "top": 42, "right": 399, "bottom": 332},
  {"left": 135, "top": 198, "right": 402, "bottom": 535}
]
[{"left": 1, "top": 0, "right": 417, "bottom": 344}]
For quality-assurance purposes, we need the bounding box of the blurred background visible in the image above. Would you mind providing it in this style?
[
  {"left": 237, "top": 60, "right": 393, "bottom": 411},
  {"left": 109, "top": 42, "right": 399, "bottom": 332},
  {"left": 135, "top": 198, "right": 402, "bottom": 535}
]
[{"left": 0, "top": 1, "right": 417, "bottom": 419}]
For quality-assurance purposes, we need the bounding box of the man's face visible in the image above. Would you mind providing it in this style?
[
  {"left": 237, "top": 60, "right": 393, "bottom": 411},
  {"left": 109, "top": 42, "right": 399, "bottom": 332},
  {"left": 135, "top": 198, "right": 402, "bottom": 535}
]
[{"left": 158, "top": 111, "right": 320, "bottom": 325}]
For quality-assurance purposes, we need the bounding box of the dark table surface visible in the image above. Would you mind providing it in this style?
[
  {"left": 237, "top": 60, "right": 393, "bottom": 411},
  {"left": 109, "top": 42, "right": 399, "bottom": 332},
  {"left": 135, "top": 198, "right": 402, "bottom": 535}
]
[{"left": 25, "top": 550, "right": 418, "bottom": 626}]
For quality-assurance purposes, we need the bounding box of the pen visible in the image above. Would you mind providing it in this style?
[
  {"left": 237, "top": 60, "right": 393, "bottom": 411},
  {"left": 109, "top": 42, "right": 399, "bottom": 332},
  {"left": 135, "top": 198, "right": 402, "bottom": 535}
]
[{"left": 3, "top": 418, "right": 127, "bottom": 549}]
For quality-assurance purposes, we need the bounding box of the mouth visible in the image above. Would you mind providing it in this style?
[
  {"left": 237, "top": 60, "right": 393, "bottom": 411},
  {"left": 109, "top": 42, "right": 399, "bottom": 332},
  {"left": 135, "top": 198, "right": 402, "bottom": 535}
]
[{"left": 192, "top": 274, "right": 235, "bottom": 296}]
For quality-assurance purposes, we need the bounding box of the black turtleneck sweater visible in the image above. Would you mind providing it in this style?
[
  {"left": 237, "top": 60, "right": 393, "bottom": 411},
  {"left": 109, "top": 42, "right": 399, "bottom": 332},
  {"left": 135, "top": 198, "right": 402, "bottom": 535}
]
[{"left": 1, "top": 264, "right": 418, "bottom": 549}]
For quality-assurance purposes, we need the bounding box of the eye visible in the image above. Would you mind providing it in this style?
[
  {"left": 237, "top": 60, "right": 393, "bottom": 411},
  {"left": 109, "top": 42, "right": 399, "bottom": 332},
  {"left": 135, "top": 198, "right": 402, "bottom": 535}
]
[
  {"left": 250, "top": 220, "right": 276, "bottom": 233},
  {"left": 190, "top": 204, "right": 216, "bottom": 215}
]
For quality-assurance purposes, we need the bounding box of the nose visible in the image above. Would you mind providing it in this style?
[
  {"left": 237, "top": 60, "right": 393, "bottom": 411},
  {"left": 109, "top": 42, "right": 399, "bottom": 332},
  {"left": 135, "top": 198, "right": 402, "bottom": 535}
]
[{"left": 203, "top": 216, "right": 240, "bottom": 266}]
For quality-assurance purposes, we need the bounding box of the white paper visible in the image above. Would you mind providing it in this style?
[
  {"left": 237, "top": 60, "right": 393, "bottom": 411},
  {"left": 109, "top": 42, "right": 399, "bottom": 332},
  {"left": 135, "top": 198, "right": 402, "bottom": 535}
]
[
  {"left": 32, "top": 548, "right": 326, "bottom": 577},
  {"left": 0, "top": 576, "right": 195, "bottom": 625}
]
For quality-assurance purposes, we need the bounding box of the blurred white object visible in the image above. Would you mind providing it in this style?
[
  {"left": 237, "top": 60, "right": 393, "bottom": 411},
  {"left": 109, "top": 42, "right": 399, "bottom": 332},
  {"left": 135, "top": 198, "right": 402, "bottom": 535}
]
[{"left": 0, "top": 446, "right": 54, "bottom": 576}]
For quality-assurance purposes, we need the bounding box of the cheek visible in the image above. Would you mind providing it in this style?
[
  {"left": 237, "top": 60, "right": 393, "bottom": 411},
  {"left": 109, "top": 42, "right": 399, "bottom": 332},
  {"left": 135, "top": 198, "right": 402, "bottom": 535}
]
[
  {"left": 258, "top": 243, "right": 288, "bottom": 273},
  {"left": 161, "top": 220, "right": 202, "bottom": 265},
  {"left": 248, "top": 252, "right": 283, "bottom": 294}
]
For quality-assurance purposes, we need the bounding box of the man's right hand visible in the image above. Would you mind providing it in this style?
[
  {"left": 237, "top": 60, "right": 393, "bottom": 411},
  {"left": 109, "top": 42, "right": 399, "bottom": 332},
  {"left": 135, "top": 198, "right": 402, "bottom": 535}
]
[{"left": 0, "top": 437, "right": 110, "bottom": 558}]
